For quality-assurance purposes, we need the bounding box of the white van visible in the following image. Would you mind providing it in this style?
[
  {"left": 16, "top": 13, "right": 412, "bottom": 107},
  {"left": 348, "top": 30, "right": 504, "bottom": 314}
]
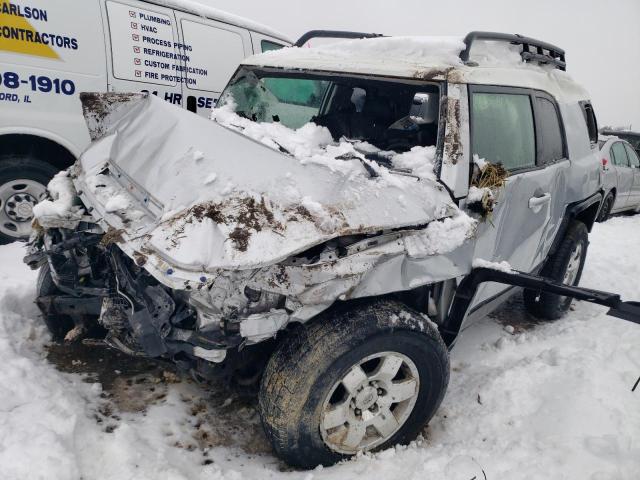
[{"left": 0, "top": 0, "right": 290, "bottom": 243}]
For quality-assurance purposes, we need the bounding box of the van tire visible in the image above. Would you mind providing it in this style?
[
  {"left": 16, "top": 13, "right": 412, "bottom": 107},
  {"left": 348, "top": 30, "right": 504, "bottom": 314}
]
[
  {"left": 37, "top": 263, "right": 75, "bottom": 341},
  {"left": 523, "top": 220, "right": 589, "bottom": 320},
  {"left": 258, "top": 300, "right": 449, "bottom": 468},
  {"left": 0, "top": 155, "right": 58, "bottom": 244}
]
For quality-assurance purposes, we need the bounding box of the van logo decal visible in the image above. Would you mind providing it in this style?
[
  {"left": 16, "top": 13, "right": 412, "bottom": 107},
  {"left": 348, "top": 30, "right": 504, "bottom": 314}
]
[{"left": 0, "top": 1, "right": 77, "bottom": 59}]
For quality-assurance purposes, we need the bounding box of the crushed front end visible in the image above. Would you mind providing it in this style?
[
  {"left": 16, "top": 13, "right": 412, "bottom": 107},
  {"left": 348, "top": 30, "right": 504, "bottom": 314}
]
[{"left": 25, "top": 90, "right": 477, "bottom": 385}]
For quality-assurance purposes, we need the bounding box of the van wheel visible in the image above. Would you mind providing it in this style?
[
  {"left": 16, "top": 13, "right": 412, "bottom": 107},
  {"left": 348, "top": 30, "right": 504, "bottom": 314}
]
[
  {"left": 0, "top": 155, "right": 58, "bottom": 244},
  {"left": 523, "top": 221, "right": 589, "bottom": 320},
  {"left": 258, "top": 300, "right": 449, "bottom": 468},
  {"left": 597, "top": 192, "right": 614, "bottom": 222},
  {"left": 37, "top": 263, "right": 75, "bottom": 341}
]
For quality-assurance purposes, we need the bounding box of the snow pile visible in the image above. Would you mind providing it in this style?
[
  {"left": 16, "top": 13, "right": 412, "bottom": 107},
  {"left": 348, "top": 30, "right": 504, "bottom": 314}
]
[
  {"left": 104, "top": 193, "right": 131, "bottom": 213},
  {"left": 251, "top": 36, "right": 466, "bottom": 74},
  {"left": 212, "top": 101, "right": 437, "bottom": 180},
  {"left": 472, "top": 258, "right": 515, "bottom": 273},
  {"left": 467, "top": 186, "right": 489, "bottom": 204},
  {"left": 404, "top": 213, "right": 477, "bottom": 258},
  {"left": 1, "top": 217, "right": 640, "bottom": 478},
  {"left": 392, "top": 146, "right": 437, "bottom": 180},
  {"left": 84, "top": 174, "right": 144, "bottom": 223},
  {"left": 32, "top": 171, "right": 84, "bottom": 223},
  {"left": 473, "top": 154, "right": 488, "bottom": 171}
]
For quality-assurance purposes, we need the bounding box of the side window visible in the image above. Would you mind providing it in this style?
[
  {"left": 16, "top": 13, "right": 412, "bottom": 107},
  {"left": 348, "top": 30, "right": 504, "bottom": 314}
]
[
  {"left": 471, "top": 92, "right": 536, "bottom": 171},
  {"left": 625, "top": 144, "right": 640, "bottom": 167},
  {"left": 611, "top": 142, "right": 630, "bottom": 167},
  {"left": 262, "top": 40, "right": 285, "bottom": 52},
  {"left": 106, "top": 1, "right": 178, "bottom": 86},
  {"left": 535, "top": 96, "right": 565, "bottom": 163},
  {"left": 181, "top": 20, "right": 246, "bottom": 92},
  {"left": 580, "top": 101, "right": 598, "bottom": 145}
]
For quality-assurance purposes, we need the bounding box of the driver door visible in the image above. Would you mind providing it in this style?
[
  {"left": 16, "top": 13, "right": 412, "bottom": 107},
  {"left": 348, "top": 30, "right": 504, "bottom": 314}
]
[{"left": 468, "top": 86, "right": 570, "bottom": 308}]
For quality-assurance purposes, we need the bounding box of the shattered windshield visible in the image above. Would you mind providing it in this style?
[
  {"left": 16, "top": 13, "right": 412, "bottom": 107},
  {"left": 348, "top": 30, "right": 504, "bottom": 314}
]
[{"left": 218, "top": 67, "right": 441, "bottom": 154}]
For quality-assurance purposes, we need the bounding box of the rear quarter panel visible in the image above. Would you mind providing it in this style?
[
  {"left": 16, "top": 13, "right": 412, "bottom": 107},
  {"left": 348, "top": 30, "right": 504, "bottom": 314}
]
[{"left": 560, "top": 102, "right": 602, "bottom": 205}]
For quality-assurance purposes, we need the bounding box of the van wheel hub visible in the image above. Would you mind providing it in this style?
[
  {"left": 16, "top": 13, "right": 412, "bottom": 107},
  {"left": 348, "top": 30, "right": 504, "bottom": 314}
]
[
  {"left": 0, "top": 179, "right": 47, "bottom": 237},
  {"left": 7, "top": 193, "right": 37, "bottom": 220}
]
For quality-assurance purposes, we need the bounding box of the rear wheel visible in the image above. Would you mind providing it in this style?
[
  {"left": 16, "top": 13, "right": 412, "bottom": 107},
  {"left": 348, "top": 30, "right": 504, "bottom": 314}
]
[
  {"left": 258, "top": 300, "right": 449, "bottom": 468},
  {"left": 0, "top": 156, "right": 58, "bottom": 244},
  {"left": 597, "top": 192, "right": 614, "bottom": 222},
  {"left": 523, "top": 220, "right": 589, "bottom": 320}
]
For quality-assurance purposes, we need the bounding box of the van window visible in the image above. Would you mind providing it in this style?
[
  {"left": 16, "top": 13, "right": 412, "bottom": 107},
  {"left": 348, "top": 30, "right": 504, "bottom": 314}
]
[
  {"left": 262, "top": 40, "right": 284, "bottom": 52},
  {"left": 536, "top": 97, "right": 565, "bottom": 163},
  {"left": 471, "top": 92, "right": 536, "bottom": 171},
  {"left": 106, "top": 1, "right": 178, "bottom": 86},
  {"left": 181, "top": 20, "right": 245, "bottom": 92},
  {"left": 625, "top": 144, "right": 640, "bottom": 167},
  {"left": 611, "top": 142, "right": 629, "bottom": 167}
]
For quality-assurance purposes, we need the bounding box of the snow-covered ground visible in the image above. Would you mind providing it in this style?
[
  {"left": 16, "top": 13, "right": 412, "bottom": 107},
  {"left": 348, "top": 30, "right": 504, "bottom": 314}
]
[{"left": 1, "top": 216, "right": 639, "bottom": 480}]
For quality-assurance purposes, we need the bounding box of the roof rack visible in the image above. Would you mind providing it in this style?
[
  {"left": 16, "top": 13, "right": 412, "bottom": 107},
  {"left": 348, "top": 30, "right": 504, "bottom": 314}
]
[
  {"left": 459, "top": 31, "right": 566, "bottom": 71},
  {"left": 294, "top": 30, "right": 384, "bottom": 48}
]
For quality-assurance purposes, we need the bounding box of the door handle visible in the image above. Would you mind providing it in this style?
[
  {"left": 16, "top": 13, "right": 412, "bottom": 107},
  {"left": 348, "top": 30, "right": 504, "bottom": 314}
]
[{"left": 529, "top": 193, "right": 551, "bottom": 211}]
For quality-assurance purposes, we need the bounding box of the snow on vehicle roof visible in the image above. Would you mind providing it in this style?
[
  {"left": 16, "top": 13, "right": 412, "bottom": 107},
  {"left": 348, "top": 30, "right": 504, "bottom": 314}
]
[
  {"left": 146, "top": 0, "right": 291, "bottom": 42},
  {"left": 242, "top": 36, "right": 590, "bottom": 103},
  {"left": 244, "top": 36, "right": 465, "bottom": 76}
]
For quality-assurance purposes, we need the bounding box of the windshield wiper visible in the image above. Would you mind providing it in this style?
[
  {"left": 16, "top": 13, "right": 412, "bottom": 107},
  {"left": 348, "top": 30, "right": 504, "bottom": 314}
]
[{"left": 335, "top": 152, "right": 379, "bottom": 178}]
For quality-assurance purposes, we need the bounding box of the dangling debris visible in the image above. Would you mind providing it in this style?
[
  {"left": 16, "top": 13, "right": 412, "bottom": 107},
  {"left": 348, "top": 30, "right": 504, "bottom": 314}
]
[{"left": 467, "top": 155, "right": 509, "bottom": 218}]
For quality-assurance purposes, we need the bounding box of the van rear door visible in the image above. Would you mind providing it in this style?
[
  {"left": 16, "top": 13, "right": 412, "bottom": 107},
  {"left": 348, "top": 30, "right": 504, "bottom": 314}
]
[
  {"left": 174, "top": 12, "right": 252, "bottom": 118},
  {"left": 101, "top": 0, "right": 184, "bottom": 107}
]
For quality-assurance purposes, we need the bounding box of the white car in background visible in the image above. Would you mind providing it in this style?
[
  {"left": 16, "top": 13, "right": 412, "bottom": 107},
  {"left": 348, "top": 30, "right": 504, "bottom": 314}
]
[
  {"left": 0, "top": 0, "right": 290, "bottom": 243},
  {"left": 597, "top": 137, "right": 640, "bottom": 221}
]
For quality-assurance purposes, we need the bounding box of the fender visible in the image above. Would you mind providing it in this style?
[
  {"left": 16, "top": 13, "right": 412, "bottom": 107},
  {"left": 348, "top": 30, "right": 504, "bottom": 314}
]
[{"left": 548, "top": 191, "right": 603, "bottom": 257}]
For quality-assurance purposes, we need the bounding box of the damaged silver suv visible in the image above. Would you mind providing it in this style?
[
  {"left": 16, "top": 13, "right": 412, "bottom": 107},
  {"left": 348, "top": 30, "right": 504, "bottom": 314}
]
[{"left": 25, "top": 31, "right": 640, "bottom": 468}]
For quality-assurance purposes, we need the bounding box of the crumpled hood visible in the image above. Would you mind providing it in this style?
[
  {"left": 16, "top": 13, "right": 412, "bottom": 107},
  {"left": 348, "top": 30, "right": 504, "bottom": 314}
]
[{"left": 75, "top": 93, "right": 459, "bottom": 273}]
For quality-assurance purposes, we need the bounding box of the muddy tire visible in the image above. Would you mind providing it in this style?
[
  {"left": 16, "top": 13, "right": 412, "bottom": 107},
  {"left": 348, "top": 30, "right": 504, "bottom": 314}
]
[
  {"left": 258, "top": 300, "right": 449, "bottom": 468},
  {"left": 0, "top": 155, "right": 58, "bottom": 244},
  {"left": 37, "top": 263, "right": 74, "bottom": 341},
  {"left": 597, "top": 192, "right": 614, "bottom": 222},
  {"left": 523, "top": 220, "right": 589, "bottom": 320}
]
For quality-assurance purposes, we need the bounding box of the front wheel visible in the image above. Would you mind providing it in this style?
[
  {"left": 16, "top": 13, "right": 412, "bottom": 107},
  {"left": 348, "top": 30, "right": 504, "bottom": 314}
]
[
  {"left": 523, "top": 220, "right": 589, "bottom": 320},
  {"left": 258, "top": 301, "right": 450, "bottom": 468}
]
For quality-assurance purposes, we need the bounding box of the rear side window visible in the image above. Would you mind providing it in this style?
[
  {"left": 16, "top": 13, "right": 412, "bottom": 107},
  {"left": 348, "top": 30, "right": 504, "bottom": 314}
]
[
  {"left": 262, "top": 40, "right": 285, "bottom": 52},
  {"left": 580, "top": 102, "right": 598, "bottom": 145},
  {"left": 535, "top": 97, "right": 565, "bottom": 163},
  {"left": 471, "top": 92, "right": 536, "bottom": 171},
  {"left": 625, "top": 144, "right": 640, "bottom": 167},
  {"left": 611, "top": 142, "right": 630, "bottom": 166}
]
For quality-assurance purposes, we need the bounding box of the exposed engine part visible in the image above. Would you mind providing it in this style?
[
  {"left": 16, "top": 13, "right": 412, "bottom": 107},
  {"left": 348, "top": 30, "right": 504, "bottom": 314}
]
[
  {"left": 192, "top": 346, "right": 227, "bottom": 363},
  {"left": 238, "top": 310, "right": 290, "bottom": 344}
]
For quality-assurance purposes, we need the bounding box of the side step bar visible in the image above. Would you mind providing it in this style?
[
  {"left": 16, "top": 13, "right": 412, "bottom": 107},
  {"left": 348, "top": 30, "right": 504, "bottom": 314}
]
[{"left": 441, "top": 268, "right": 640, "bottom": 345}]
